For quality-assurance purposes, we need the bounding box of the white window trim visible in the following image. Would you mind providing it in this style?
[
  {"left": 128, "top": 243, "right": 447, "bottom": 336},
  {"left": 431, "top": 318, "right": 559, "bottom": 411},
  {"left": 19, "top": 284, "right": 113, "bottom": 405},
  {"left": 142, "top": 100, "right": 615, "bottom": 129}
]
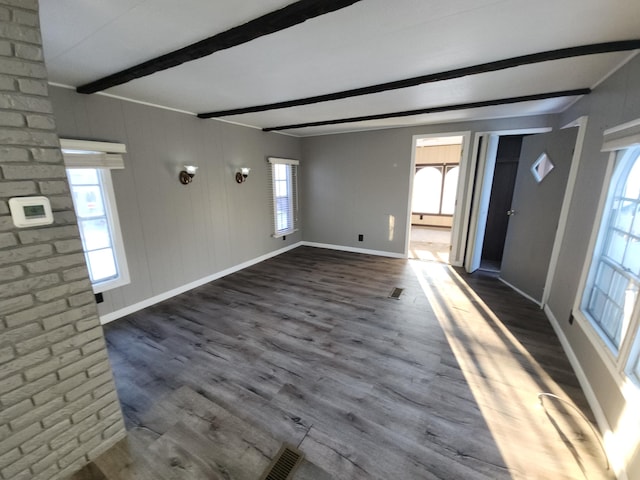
[
  {"left": 626, "top": 318, "right": 640, "bottom": 381},
  {"left": 268, "top": 157, "right": 299, "bottom": 166},
  {"left": 61, "top": 139, "right": 130, "bottom": 294},
  {"left": 571, "top": 120, "right": 640, "bottom": 395},
  {"left": 91, "top": 170, "right": 130, "bottom": 293},
  {"left": 60, "top": 139, "right": 127, "bottom": 154},
  {"left": 268, "top": 156, "right": 299, "bottom": 238},
  {"left": 601, "top": 117, "right": 640, "bottom": 152}
]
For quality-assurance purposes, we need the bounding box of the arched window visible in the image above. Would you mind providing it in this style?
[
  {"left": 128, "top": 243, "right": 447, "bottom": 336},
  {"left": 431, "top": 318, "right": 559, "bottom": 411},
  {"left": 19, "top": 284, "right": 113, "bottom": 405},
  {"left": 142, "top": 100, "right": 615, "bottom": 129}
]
[
  {"left": 441, "top": 166, "right": 459, "bottom": 215},
  {"left": 412, "top": 164, "right": 460, "bottom": 216},
  {"left": 412, "top": 166, "right": 443, "bottom": 214},
  {"left": 582, "top": 147, "right": 640, "bottom": 350}
]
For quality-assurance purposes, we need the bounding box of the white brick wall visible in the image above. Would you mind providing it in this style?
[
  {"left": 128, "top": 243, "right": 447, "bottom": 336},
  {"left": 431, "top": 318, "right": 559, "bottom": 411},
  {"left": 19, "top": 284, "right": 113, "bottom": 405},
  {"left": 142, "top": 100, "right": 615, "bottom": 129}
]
[{"left": 0, "top": 1, "right": 126, "bottom": 478}]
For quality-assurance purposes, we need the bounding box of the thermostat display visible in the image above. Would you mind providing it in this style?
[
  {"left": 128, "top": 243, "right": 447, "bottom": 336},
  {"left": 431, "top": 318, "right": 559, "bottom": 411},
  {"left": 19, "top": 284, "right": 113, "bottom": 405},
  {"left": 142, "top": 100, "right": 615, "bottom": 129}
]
[
  {"left": 23, "top": 204, "right": 46, "bottom": 218},
  {"left": 9, "top": 196, "right": 54, "bottom": 228}
]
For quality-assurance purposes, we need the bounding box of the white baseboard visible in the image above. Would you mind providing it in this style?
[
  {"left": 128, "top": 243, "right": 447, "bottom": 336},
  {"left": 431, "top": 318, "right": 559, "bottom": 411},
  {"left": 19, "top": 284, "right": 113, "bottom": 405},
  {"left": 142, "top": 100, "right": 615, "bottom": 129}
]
[
  {"left": 498, "top": 276, "right": 542, "bottom": 307},
  {"left": 543, "top": 305, "right": 627, "bottom": 480},
  {"left": 301, "top": 241, "right": 406, "bottom": 259},
  {"left": 99, "top": 241, "right": 407, "bottom": 325},
  {"left": 99, "top": 242, "right": 303, "bottom": 324}
]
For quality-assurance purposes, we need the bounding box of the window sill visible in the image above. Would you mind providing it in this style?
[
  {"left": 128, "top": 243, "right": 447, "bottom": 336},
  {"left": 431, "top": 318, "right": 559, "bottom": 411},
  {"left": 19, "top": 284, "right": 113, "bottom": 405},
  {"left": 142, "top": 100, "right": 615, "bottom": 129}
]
[
  {"left": 92, "top": 275, "right": 130, "bottom": 294},
  {"left": 272, "top": 228, "right": 298, "bottom": 239},
  {"left": 572, "top": 309, "right": 637, "bottom": 395}
]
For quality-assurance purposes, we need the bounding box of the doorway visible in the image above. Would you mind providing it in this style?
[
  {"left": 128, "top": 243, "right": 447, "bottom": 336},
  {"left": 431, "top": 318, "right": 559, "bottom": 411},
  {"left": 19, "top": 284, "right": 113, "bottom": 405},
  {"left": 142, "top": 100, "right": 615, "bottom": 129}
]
[
  {"left": 465, "top": 124, "right": 583, "bottom": 306},
  {"left": 409, "top": 135, "right": 463, "bottom": 263},
  {"left": 464, "top": 127, "right": 552, "bottom": 274},
  {"left": 479, "top": 135, "right": 524, "bottom": 272}
]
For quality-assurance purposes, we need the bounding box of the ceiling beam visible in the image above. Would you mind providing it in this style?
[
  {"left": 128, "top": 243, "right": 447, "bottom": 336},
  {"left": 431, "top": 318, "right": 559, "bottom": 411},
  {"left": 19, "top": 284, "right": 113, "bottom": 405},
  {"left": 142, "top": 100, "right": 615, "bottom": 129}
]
[
  {"left": 199, "top": 40, "right": 639, "bottom": 118},
  {"left": 261, "top": 89, "right": 591, "bottom": 132},
  {"left": 76, "top": 0, "right": 362, "bottom": 94}
]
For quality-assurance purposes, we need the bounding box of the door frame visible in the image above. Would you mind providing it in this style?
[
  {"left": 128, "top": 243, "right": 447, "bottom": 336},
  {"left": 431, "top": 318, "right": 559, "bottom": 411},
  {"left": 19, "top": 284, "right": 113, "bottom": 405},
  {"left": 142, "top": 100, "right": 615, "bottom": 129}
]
[
  {"left": 463, "top": 127, "right": 552, "bottom": 273},
  {"left": 540, "top": 116, "right": 588, "bottom": 306},
  {"left": 405, "top": 131, "right": 471, "bottom": 266},
  {"left": 464, "top": 133, "right": 499, "bottom": 273}
]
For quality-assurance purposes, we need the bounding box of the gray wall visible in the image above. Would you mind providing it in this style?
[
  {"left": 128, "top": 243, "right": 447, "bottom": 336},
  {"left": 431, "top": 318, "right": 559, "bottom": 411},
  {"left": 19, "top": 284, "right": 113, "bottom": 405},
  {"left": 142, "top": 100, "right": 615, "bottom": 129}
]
[
  {"left": 0, "top": 1, "right": 125, "bottom": 478},
  {"left": 49, "top": 87, "right": 302, "bottom": 318},
  {"left": 548, "top": 53, "right": 640, "bottom": 477},
  {"left": 301, "top": 116, "right": 555, "bottom": 256}
]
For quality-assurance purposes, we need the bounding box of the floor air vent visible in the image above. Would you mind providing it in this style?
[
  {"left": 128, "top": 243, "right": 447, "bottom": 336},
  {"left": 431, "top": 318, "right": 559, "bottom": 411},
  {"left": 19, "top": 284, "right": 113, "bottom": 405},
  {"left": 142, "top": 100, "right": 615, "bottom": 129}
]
[
  {"left": 389, "top": 287, "right": 404, "bottom": 299},
  {"left": 259, "top": 444, "right": 304, "bottom": 480}
]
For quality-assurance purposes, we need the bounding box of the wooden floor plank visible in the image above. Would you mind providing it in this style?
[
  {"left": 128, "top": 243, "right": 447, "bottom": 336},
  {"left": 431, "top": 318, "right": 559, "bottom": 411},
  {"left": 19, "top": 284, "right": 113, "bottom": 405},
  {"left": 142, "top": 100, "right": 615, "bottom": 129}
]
[{"left": 72, "top": 247, "right": 612, "bottom": 480}]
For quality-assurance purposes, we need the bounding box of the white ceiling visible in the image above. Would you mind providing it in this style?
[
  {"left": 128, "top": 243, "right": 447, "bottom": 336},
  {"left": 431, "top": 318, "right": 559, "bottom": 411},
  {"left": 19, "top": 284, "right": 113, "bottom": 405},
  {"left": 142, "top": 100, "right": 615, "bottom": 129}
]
[{"left": 38, "top": 0, "right": 640, "bottom": 137}]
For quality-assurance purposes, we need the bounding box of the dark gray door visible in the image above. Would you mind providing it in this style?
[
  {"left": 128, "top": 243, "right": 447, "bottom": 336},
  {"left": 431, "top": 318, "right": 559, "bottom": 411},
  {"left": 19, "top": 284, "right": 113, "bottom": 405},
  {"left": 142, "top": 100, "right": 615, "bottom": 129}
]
[
  {"left": 500, "top": 127, "right": 578, "bottom": 303},
  {"left": 481, "top": 136, "right": 523, "bottom": 263}
]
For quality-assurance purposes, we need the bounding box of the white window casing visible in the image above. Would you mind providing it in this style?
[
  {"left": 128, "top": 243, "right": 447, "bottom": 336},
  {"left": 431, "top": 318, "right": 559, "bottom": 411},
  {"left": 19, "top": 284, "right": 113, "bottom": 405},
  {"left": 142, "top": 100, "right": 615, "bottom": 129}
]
[
  {"left": 61, "top": 139, "right": 130, "bottom": 293},
  {"left": 572, "top": 119, "right": 640, "bottom": 390},
  {"left": 268, "top": 157, "right": 299, "bottom": 238},
  {"left": 60, "top": 139, "right": 126, "bottom": 169},
  {"left": 602, "top": 118, "right": 640, "bottom": 153},
  {"left": 581, "top": 147, "right": 640, "bottom": 350}
]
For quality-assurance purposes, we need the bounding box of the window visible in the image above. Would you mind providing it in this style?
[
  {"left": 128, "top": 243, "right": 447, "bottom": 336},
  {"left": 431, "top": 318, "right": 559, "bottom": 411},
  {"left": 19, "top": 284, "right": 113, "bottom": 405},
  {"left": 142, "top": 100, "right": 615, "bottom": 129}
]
[
  {"left": 582, "top": 147, "right": 640, "bottom": 352},
  {"left": 268, "top": 157, "right": 299, "bottom": 237},
  {"left": 574, "top": 118, "right": 640, "bottom": 389},
  {"left": 441, "top": 166, "right": 459, "bottom": 215},
  {"left": 412, "top": 164, "right": 459, "bottom": 215},
  {"left": 61, "top": 139, "right": 130, "bottom": 293},
  {"left": 413, "top": 166, "right": 442, "bottom": 214}
]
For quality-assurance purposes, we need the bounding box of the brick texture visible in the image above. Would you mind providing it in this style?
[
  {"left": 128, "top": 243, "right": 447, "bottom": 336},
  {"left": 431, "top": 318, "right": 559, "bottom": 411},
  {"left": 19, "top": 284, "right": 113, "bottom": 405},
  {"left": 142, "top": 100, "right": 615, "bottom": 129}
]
[{"left": 0, "top": 2, "right": 125, "bottom": 479}]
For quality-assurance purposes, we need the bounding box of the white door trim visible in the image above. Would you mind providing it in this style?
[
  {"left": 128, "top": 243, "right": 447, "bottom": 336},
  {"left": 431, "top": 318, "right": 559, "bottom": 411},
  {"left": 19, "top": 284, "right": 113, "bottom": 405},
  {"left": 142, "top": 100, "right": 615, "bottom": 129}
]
[
  {"left": 540, "top": 116, "right": 588, "bottom": 306},
  {"left": 463, "top": 127, "right": 552, "bottom": 273},
  {"left": 406, "top": 131, "right": 471, "bottom": 266},
  {"left": 465, "top": 134, "right": 498, "bottom": 272}
]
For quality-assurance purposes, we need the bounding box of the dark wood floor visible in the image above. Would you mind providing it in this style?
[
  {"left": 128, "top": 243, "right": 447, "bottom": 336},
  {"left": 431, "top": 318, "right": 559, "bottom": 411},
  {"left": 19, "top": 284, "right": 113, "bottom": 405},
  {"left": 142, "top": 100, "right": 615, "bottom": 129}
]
[{"left": 71, "top": 247, "right": 612, "bottom": 479}]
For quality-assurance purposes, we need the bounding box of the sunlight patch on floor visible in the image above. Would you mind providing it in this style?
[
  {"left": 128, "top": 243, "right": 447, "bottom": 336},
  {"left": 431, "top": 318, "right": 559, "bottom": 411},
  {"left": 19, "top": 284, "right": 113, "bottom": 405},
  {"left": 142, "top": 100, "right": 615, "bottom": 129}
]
[
  {"left": 410, "top": 261, "right": 613, "bottom": 479},
  {"left": 605, "top": 379, "right": 640, "bottom": 477},
  {"left": 409, "top": 243, "right": 450, "bottom": 263},
  {"left": 409, "top": 226, "right": 450, "bottom": 263}
]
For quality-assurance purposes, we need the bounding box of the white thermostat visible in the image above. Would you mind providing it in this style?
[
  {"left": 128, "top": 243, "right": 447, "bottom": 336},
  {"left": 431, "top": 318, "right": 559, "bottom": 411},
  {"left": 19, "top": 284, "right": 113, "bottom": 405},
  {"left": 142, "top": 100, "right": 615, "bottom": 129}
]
[{"left": 9, "top": 196, "right": 54, "bottom": 228}]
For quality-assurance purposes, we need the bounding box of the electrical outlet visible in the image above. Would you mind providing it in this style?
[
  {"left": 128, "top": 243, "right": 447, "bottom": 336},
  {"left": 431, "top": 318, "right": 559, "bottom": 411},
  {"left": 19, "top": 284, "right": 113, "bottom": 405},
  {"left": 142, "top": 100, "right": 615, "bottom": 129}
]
[
  {"left": 358, "top": 234, "right": 364, "bottom": 241},
  {"left": 569, "top": 313, "right": 574, "bottom": 325}
]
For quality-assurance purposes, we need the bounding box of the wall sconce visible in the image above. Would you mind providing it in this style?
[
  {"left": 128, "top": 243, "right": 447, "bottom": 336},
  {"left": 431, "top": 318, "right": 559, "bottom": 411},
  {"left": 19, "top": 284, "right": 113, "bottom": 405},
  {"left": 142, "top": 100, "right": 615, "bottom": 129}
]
[
  {"left": 179, "top": 165, "right": 198, "bottom": 185},
  {"left": 235, "top": 167, "right": 251, "bottom": 184}
]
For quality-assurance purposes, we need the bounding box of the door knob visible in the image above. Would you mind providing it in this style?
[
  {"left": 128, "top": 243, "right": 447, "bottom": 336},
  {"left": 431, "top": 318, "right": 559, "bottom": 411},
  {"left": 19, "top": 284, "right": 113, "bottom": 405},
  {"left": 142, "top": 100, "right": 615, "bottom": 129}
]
[{"left": 506, "top": 209, "right": 515, "bottom": 216}]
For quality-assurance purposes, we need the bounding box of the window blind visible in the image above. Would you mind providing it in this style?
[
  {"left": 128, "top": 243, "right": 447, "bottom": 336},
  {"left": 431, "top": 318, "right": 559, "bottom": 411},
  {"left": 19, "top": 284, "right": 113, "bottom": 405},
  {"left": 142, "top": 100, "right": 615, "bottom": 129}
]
[
  {"left": 60, "top": 139, "right": 126, "bottom": 169},
  {"left": 268, "top": 157, "right": 299, "bottom": 238}
]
